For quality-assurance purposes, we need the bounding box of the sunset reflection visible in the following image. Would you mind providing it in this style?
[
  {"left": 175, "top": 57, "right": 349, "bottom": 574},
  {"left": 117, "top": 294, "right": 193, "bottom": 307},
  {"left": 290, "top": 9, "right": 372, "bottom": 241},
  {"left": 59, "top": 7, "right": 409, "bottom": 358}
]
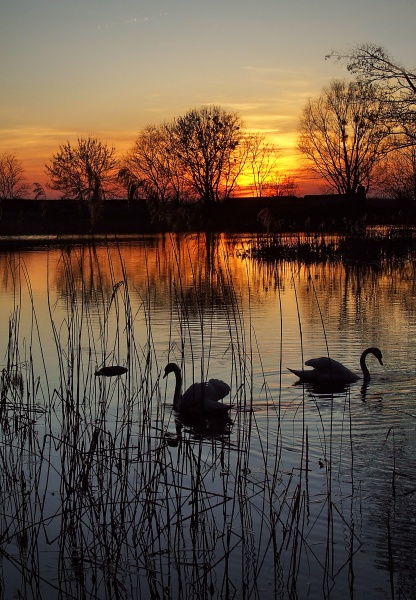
[{"left": 0, "top": 235, "right": 415, "bottom": 368}]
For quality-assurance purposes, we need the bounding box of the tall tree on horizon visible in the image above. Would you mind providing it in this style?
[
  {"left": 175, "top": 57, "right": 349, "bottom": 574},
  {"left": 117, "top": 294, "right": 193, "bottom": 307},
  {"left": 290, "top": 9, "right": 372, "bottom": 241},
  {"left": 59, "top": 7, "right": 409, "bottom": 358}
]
[
  {"left": 244, "top": 132, "right": 281, "bottom": 197},
  {"left": 46, "top": 137, "right": 117, "bottom": 202},
  {"left": 0, "top": 153, "right": 30, "bottom": 199},
  {"left": 46, "top": 137, "right": 118, "bottom": 228},
  {"left": 170, "top": 105, "right": 247, "bottom": 205},
  {"left": 122, "top": 124, "right": 188, "bottom": 203},
  {"left": 298, "top": 79, "right": 392, "bottom": 195}
]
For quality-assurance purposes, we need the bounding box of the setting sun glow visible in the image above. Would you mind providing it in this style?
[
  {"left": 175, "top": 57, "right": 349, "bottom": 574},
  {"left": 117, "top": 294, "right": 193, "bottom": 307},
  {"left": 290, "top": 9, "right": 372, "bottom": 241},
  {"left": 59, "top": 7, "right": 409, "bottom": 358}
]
[{"left": 1, "top": 0, "right": 415, "bottom": 198}]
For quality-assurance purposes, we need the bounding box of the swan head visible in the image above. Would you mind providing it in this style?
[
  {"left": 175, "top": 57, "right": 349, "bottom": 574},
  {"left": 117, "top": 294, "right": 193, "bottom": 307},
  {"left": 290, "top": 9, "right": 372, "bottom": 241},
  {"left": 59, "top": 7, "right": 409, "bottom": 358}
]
[
  {"left": 163, "top": 363, "right": 180, "bottom": 378},
  {"left": 360, "top": 347, "right": 383, "bottom": 382},
  {"left": 365, "top": 347, "right": 383, "bottom": 366}
]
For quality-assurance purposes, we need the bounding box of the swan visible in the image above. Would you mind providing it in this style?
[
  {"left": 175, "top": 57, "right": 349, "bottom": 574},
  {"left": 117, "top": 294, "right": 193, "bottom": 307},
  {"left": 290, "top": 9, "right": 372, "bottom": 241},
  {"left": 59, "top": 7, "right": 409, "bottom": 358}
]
[
  {"left": 163, "top": 362, "right": 231, "bottom": 415},
  {"left": 288, "top": 347, "right": 383, "bottom": 384},
  {"left": 95, "top": 366, "right": 128, "bottom": 377}
]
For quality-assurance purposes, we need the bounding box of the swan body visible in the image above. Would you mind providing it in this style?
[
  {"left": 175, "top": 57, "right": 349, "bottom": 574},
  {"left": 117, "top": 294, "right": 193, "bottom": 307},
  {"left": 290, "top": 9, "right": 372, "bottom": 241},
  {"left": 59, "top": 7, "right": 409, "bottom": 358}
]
[
  {"left": 288, "top": 347, "right": 383, "bottom": 384},
  {"left": 95, "top": 366, "right": 128, "bottom": 377},
  {"left": 163, "top": 362, "right": 231, "bottom": 415}
]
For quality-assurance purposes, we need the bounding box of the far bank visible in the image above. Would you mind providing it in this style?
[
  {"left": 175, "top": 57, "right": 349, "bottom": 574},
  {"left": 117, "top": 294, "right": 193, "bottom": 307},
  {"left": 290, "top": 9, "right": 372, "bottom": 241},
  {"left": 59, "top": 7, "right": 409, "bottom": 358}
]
[{"left": 0, "top": 195, "right": 413, "bottom": 237}]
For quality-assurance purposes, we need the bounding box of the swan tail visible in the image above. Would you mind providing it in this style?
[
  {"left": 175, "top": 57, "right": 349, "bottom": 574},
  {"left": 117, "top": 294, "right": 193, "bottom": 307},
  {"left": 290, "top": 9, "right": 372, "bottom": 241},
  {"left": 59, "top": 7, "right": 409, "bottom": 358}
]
[
  {"left": 288, "top": 367, "right": 305, "bottom": 379},
  {"left": 288, "top": 367, "right": 320, "bottom": 383}
]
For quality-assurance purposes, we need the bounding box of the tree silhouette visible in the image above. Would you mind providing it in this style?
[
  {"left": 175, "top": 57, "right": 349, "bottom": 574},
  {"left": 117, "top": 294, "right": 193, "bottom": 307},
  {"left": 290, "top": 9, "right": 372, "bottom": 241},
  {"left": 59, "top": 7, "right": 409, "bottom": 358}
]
[
  {"left": 328, "top": 44, "right": 416, "bottom": 144},
  {"left": 244, "top": 132, "right": 281, "bottom": 197},
  {"left": 298, "top": 79, "right": 391, "bottom": 195},
  {"left": 0, "top": 153, "right": 29, "bottom": 199},
  {"left": 46, "top": 137, "right": 117, "bottom": 202},
  {"left": 170, "top": 105, "right": 246, "bottom": 205},
  {"left": 122, "top": 125, "right": 187, "bottom": 203}
]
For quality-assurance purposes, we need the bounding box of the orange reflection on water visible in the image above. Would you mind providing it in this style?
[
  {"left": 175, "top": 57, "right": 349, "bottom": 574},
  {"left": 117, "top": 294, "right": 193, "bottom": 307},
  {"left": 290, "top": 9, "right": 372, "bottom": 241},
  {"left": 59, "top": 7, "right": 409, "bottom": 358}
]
[{"left": 0, "top": 233, "right": 414, "bottom": 380}]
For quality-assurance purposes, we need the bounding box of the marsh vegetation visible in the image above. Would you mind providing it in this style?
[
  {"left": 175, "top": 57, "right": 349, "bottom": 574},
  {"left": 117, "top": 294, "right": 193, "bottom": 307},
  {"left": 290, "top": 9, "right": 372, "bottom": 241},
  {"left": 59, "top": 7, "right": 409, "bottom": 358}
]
[{"left": 0, "top": 233, "right": 415, "bottom": 599}]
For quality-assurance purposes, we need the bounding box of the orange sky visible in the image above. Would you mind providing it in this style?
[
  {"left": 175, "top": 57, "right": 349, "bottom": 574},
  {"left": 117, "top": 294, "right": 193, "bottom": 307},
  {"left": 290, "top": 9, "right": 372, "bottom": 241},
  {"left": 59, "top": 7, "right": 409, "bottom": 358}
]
[{"left": 1, "top": 0, "right": 415, "bottom": 198}]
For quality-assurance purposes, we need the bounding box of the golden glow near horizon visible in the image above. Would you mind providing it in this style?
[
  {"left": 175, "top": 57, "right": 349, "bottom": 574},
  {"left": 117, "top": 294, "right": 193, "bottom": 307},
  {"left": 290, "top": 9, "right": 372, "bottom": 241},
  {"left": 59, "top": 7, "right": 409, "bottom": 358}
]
[{"left": 1, "top": 0, "right": 415, "bottom": 198}]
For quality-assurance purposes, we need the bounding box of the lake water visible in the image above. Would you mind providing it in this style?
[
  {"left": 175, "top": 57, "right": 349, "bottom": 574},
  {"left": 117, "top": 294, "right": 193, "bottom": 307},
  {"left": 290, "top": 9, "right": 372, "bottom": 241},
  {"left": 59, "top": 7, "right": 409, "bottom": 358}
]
[{"left": 0, "top": 233, "right": 415, "bottom": 599}]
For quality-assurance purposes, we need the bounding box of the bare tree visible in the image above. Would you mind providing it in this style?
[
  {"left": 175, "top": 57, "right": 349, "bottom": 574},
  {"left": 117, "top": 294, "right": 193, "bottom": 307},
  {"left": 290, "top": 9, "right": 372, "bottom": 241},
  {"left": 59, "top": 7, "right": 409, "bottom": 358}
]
[
  {"left": 244, "top": 133, "right": 281, "bottom": 197},
  {"left": 268, "top": 173, "right": 299, "bottom": 197},
  {"left": 122, "top": 125, "right": 188, "bottom": 203},
  {"left": 375, "top": 143, "right": 416, "bottom": 201},
  {"left": 46, "top": 137, "right": 117, "bottom": 201},
  {"left": 218, "top": 132, "right": 250, "bottom": 201},
  {"left": 170, "top": 105, "right": 246, "bottom": 205},
  {"left": 328, "top": 44, "right": 416, "bottom": 143},
  {"left": 0, "top": 153, "right": 30, "bottom": 199},
  {"left": 298, "top": 79, "right": 391, "bottom": 195},
  {"left": 117, "top": 168, "right": 144, "bottom": 202}
]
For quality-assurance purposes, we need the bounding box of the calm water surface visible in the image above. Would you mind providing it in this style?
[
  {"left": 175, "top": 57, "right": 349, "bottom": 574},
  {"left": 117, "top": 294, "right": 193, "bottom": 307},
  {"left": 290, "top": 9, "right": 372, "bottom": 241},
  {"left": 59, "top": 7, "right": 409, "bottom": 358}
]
[{"left": 0, "top": 233, "right": 414, "bottom": 599}]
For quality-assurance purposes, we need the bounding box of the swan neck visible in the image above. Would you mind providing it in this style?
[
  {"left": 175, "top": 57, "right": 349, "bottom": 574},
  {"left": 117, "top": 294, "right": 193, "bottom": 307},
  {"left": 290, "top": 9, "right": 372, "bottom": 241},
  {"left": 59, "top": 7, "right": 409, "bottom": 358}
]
[
  {"left": 360, "top": 350, "right": 371, "bottom": 381},
  {"left": 172, "top": 366, "right": 182, "bottom": 409}
]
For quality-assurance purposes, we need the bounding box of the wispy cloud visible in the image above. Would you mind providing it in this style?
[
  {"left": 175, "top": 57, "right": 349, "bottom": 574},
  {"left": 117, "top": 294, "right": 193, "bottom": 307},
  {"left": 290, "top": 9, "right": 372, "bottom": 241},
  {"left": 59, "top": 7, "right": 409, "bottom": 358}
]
[
  {"left": 127, "top": 13, "right": 168, "bottom": 25},
  {"left": 126, "top": 17, "right": 150, "bottom": 24},
  {"left": 95, "top": 12, "right": 168, "bottom": 31}
]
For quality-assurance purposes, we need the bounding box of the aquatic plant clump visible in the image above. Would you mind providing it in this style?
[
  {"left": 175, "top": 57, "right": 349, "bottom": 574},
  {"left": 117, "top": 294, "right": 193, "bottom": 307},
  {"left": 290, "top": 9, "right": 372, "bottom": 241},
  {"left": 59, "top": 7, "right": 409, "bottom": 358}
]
[{"left": 247, "top": 226, "right": 416, "bottom": 264}]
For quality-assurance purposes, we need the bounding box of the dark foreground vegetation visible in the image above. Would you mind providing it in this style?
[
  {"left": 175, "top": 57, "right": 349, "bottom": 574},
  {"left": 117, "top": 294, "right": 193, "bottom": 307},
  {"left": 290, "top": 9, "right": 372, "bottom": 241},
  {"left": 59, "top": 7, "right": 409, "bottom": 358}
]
[
  {"left": 246, "top": 226, "right": 416, "bottom": 266},
  {"left": 0, "top": 195, "right": 414, "bottom": 244}
]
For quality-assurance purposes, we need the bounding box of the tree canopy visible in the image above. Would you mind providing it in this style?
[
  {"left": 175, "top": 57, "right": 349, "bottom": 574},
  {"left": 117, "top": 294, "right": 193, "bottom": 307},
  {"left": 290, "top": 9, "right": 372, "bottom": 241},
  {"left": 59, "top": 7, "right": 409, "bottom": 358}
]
[
  {"left": 170, "top": 105, "right": 246, "bottom": 204},
  {"left": 298, "top": 79, "right": 392, "bottom": 195},
  {"left": 328, "top": 44, "right": 416, "bottom": 144},
  {"left": 122, "top": 124, "right": 187, "bottom": 203},
  {"left": 120, "top": 106, "right": 251, "bottom": 205},
  {"left": 0, "top": 153, "right": 29, "bottom": 200},
  {"left": 46, "top": 137, "right": 117, "bottom": 201}
]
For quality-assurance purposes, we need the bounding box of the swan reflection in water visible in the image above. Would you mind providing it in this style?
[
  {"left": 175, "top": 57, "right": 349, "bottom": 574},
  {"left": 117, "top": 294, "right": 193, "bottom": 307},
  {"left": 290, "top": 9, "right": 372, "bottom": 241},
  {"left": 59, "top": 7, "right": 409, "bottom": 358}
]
[
  {"left": 165, "top": 412, "right": 233, "bottom": 446},
  {"left": 294, "top": 380, "right": 351, "bottom": 397}
]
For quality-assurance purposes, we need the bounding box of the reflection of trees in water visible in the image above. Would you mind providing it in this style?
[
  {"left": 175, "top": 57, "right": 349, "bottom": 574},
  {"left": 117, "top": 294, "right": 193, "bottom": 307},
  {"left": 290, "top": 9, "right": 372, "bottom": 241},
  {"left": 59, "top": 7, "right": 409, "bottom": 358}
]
[
  {"left": 0, "top": 235, "right": 279, "bottom": 320},
  {"left": 50, "top": 235, "right": 248, "bottom": 318},
  {"left": 4, "top": 235, "right": 415, "bottom": 350},
  {"left": 253, "top": 258, "right": 416, "bottom": 353},
  {"left": 54, "top": 244, "right": 122, "bottom": 312},
  {"left": 161, "top": 233, "right": 241, "bottom": 318},
  {"left": 43, "top": 236, "right": 251, "bottom": 378}
]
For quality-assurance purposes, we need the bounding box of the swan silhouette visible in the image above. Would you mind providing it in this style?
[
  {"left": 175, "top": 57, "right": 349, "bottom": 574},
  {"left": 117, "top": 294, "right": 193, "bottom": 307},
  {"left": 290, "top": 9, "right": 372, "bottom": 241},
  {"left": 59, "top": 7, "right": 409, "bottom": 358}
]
[
  {"left": 163, "top": 362, "right": 231, "bottom": 415},
  {"left": 288, "top": 347, "right": 383, "bottom": 384}
]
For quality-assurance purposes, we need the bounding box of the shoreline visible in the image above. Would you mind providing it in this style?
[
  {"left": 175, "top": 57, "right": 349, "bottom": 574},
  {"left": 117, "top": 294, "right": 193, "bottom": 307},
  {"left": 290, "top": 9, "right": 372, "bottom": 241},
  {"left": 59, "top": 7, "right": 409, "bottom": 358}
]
[{"left": 0, "top": 196, "right": 414, "bottom": 238}]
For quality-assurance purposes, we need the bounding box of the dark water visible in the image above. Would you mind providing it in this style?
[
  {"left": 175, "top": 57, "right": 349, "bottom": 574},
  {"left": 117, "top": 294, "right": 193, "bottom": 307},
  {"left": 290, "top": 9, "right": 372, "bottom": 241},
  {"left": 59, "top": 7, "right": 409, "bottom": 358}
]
[{"left": 0, "top": 233, "right": 414, "bottom": 599}]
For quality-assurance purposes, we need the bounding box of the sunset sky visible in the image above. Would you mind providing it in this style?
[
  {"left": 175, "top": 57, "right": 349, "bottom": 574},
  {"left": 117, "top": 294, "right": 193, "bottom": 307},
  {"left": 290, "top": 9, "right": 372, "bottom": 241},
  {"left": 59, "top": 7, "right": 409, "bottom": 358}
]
[{"left": 1, "top": 0, "right": 415, "bottom": 196}]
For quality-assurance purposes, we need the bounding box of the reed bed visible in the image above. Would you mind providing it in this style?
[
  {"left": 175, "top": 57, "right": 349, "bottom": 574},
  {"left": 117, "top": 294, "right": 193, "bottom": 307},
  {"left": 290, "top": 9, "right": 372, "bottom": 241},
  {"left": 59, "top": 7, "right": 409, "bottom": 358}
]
[
  {"left": 0, "top": 239, "right": 369, "bottom": 599},
  {"left": 246, "top": 226, "right": 416, "bottom": 265}
]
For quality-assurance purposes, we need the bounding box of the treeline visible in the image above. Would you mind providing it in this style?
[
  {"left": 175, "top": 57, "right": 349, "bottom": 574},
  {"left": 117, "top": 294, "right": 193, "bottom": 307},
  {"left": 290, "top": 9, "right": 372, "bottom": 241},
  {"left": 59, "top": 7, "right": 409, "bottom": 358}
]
[
  {"left": 1, "top": 43, "right": 416, "bottom": 217},
  {"left": 1, "top": 106, "right": 297, "bottom": 208}
]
